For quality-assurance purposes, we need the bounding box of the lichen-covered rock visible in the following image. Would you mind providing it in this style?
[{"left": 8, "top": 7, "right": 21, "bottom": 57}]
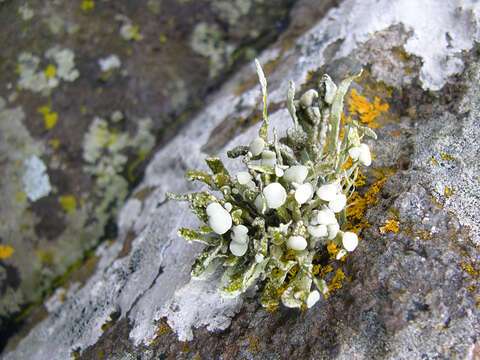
[
  {"left": 3, "top": 0, "right": 480, "bottom": 359},
  {"left": 0, "top": 0, "right": 298, "bottom": 346}
]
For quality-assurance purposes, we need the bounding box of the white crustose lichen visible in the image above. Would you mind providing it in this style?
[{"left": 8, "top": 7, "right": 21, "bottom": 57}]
[{"left": 167, "top": 60, "right": 376, "bottom": 309}]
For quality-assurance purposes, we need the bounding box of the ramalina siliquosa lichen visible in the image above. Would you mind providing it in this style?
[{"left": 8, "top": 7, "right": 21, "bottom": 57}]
[{"left": 167, "top": 60, "right": 376, "bottom": 309}]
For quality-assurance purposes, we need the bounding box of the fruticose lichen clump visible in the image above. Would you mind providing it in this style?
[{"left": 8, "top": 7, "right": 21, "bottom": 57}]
[{"left": 168, "top": 60, "right": 376, "bottom": 309}]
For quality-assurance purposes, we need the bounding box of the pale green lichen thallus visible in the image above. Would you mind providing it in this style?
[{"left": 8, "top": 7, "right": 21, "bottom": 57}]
[{"left": 167, "top": 60, "right": 376, "bottom": 309}]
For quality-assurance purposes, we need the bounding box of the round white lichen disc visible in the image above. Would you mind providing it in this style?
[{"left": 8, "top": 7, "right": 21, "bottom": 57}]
[
  {"left": 231, "top": 225, "right": 249, "bottom": 244},
  {"left": 254, "top": 194, "right": 265, "bottom": 212},
  {"left": 230, "top": 241, "right": 248, "bottom": 256},
  {"left": 286, "top": 235, "right": 307, "bottom": 251},
  {"left": 329, "top": 193, "right": 347, "bottom": 213},
  {"left": 249, "top": 137, "right": 265, "bottom": 157},
  {"left": 359, "top": 143, "right": 372, "bottom": 166},
  {"left": 275, "top": 165, "right": 284, "bottom": 177},
  {"left": 299, "top": 89, "right": 318, "bottom": 108},
  {"left": 317, "top": 208, "right": 336, "bottom": 225},
  {"left": 206, "top": 202, "right": 223, "bottom": 216},
  {"left": 316, "top": 183, "right": 338, "bottom": 202},
  {"left": 342, "top": 231, "right": 359, "bottom": 252},
  {"left": 224, "top": 202, "right": 233, "bottom": 212},
  {"left": 263, "top": 182, "right": 287, "bottom": 209},
  {"left": 307, "top": 224, "right": 328, "bottom": 238},
  {"left": 236, "top": 171, "right": 252, "bottom": 185},
  {"left": 283, "top": 165, "right": 308, "bottom": 184},
  {"left": 261, "top": 150, "right": 277, "bottom": 168},
  {"left": 206, "top": 203, "right": 232, "bottom": 235},
  {"left": 348, "top": 146, "right": 361, "bottom": 160},
  {"left": 327, "top": 222, "right": 339, "bottom": 240},
  {"left": 295, "top": 183, "right": 313, "bottom": 204},
  {"left": 306, "top": 290, "right": 320, "bottom": 308}
]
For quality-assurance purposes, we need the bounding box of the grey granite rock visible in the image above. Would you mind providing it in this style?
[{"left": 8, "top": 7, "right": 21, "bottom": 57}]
[{"left": 3, "top": 0, "right": 480, "bottom": 359}]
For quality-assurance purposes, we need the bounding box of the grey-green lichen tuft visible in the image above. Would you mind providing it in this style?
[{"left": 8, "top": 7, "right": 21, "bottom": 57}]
[{"left": 168, "top": 60, "right": 376, "bottom": 309}]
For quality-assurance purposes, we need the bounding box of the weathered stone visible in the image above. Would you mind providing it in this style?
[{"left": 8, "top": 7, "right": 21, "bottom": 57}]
[
  {"left": 3, "top": 0, "right": 480, "bottom": 359},
  {"left": 0, "top": 0, "right": 299, "bottom": 346}
]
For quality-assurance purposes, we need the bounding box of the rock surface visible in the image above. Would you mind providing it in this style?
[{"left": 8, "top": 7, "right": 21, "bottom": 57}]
[
  {"left": 3, "top": 0, "right": 480, "bottom": 359},
  {"left": 0, "top": 0, "right": 303, "bottom": 346}
]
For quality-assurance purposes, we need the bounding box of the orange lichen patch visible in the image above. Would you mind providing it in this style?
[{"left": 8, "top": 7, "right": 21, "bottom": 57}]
[
  {"left": 0, "top": 244, "right": 14, "bottom": 259},
  {"left": 356, "top": 69, "right": 395, "bottom": 99},
  {"left": 330, "top": 269, "right": 345, "bottom": 288},
  {"left": 346, "top": 193, "right": 366, "bottom": 221},
  {"left": 312, "top": 264, "right": 322, "bottom": 275},
  {"left": 248, "top": 335, "right": 260, "bottom": 354},
  {"left": 327, "top": 242, "right": 339, "bottom": 259},
  {"left": 347, "top": 88, "right": 389, "bottom": 128},
  {"left": 345, "top": 173, "right": 392, "bottom": 235},
  {"left": 379, "top": 219, "right": 399, "bottom": 233},
  {"left": 355, "top": 171, "right": 367, "bottom": 187},
  {"left": 319, "top": 264, "right": 333, "bottom": 278},
  {"left": 440, "top": 153, "right": 455, "bottom": 161},
  {"left": 324, "top": 269, "right": 345, "bottom": 298},
  {"left": 461, "top": 263, "right": 480, "bottom": 277},
  {"left": 444, "top": 186, "right": 454, "bottom": 197},
  {"left": 364, "top": 177, "right": 387, "bottom": 205},
  {"left": 265, "top": 305, "right": 279, "bottom": 312},
  {"left": 391, "top": 130, "right": 402, "bottom": 136},
  {"left": 342, "top": 157, "right": 353, "bottom": 171}
]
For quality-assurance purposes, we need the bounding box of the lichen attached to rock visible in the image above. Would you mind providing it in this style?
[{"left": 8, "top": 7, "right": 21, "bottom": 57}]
[{"left": 168, "top": 60, "right": 376, "bottom": 309}]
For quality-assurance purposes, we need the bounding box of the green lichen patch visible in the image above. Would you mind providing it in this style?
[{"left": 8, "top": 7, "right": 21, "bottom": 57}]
[
  {"left": 116, "top": 15, "right": 143, "bottom": 41},
  {"left": 16, "top": 47, "right": 79, "bottom": 95},
  {"left": 212, "top": 0, "right": 252, "bottom": 25},
  {"left": 18, "top": 4, "right": 34, "bottom": 21},
  {"left": 190, "top": 22, "right": 229, "bottom": 78},
  {"left": 83, "top": 116, "right": 155, "bottom": 216},
  {"left": 147, "top": 0, "right": 162, "bottom": 14}
]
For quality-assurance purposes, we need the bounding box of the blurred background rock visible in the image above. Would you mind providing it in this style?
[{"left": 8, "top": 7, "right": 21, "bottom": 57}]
[{"left": 1, "top": 0, "right": 342, "bottom": 351}]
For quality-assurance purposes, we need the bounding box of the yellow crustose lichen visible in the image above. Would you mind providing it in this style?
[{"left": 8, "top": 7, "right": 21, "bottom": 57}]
[{"left": 380, "top": 219, "right": 399, "bottom": 233}]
